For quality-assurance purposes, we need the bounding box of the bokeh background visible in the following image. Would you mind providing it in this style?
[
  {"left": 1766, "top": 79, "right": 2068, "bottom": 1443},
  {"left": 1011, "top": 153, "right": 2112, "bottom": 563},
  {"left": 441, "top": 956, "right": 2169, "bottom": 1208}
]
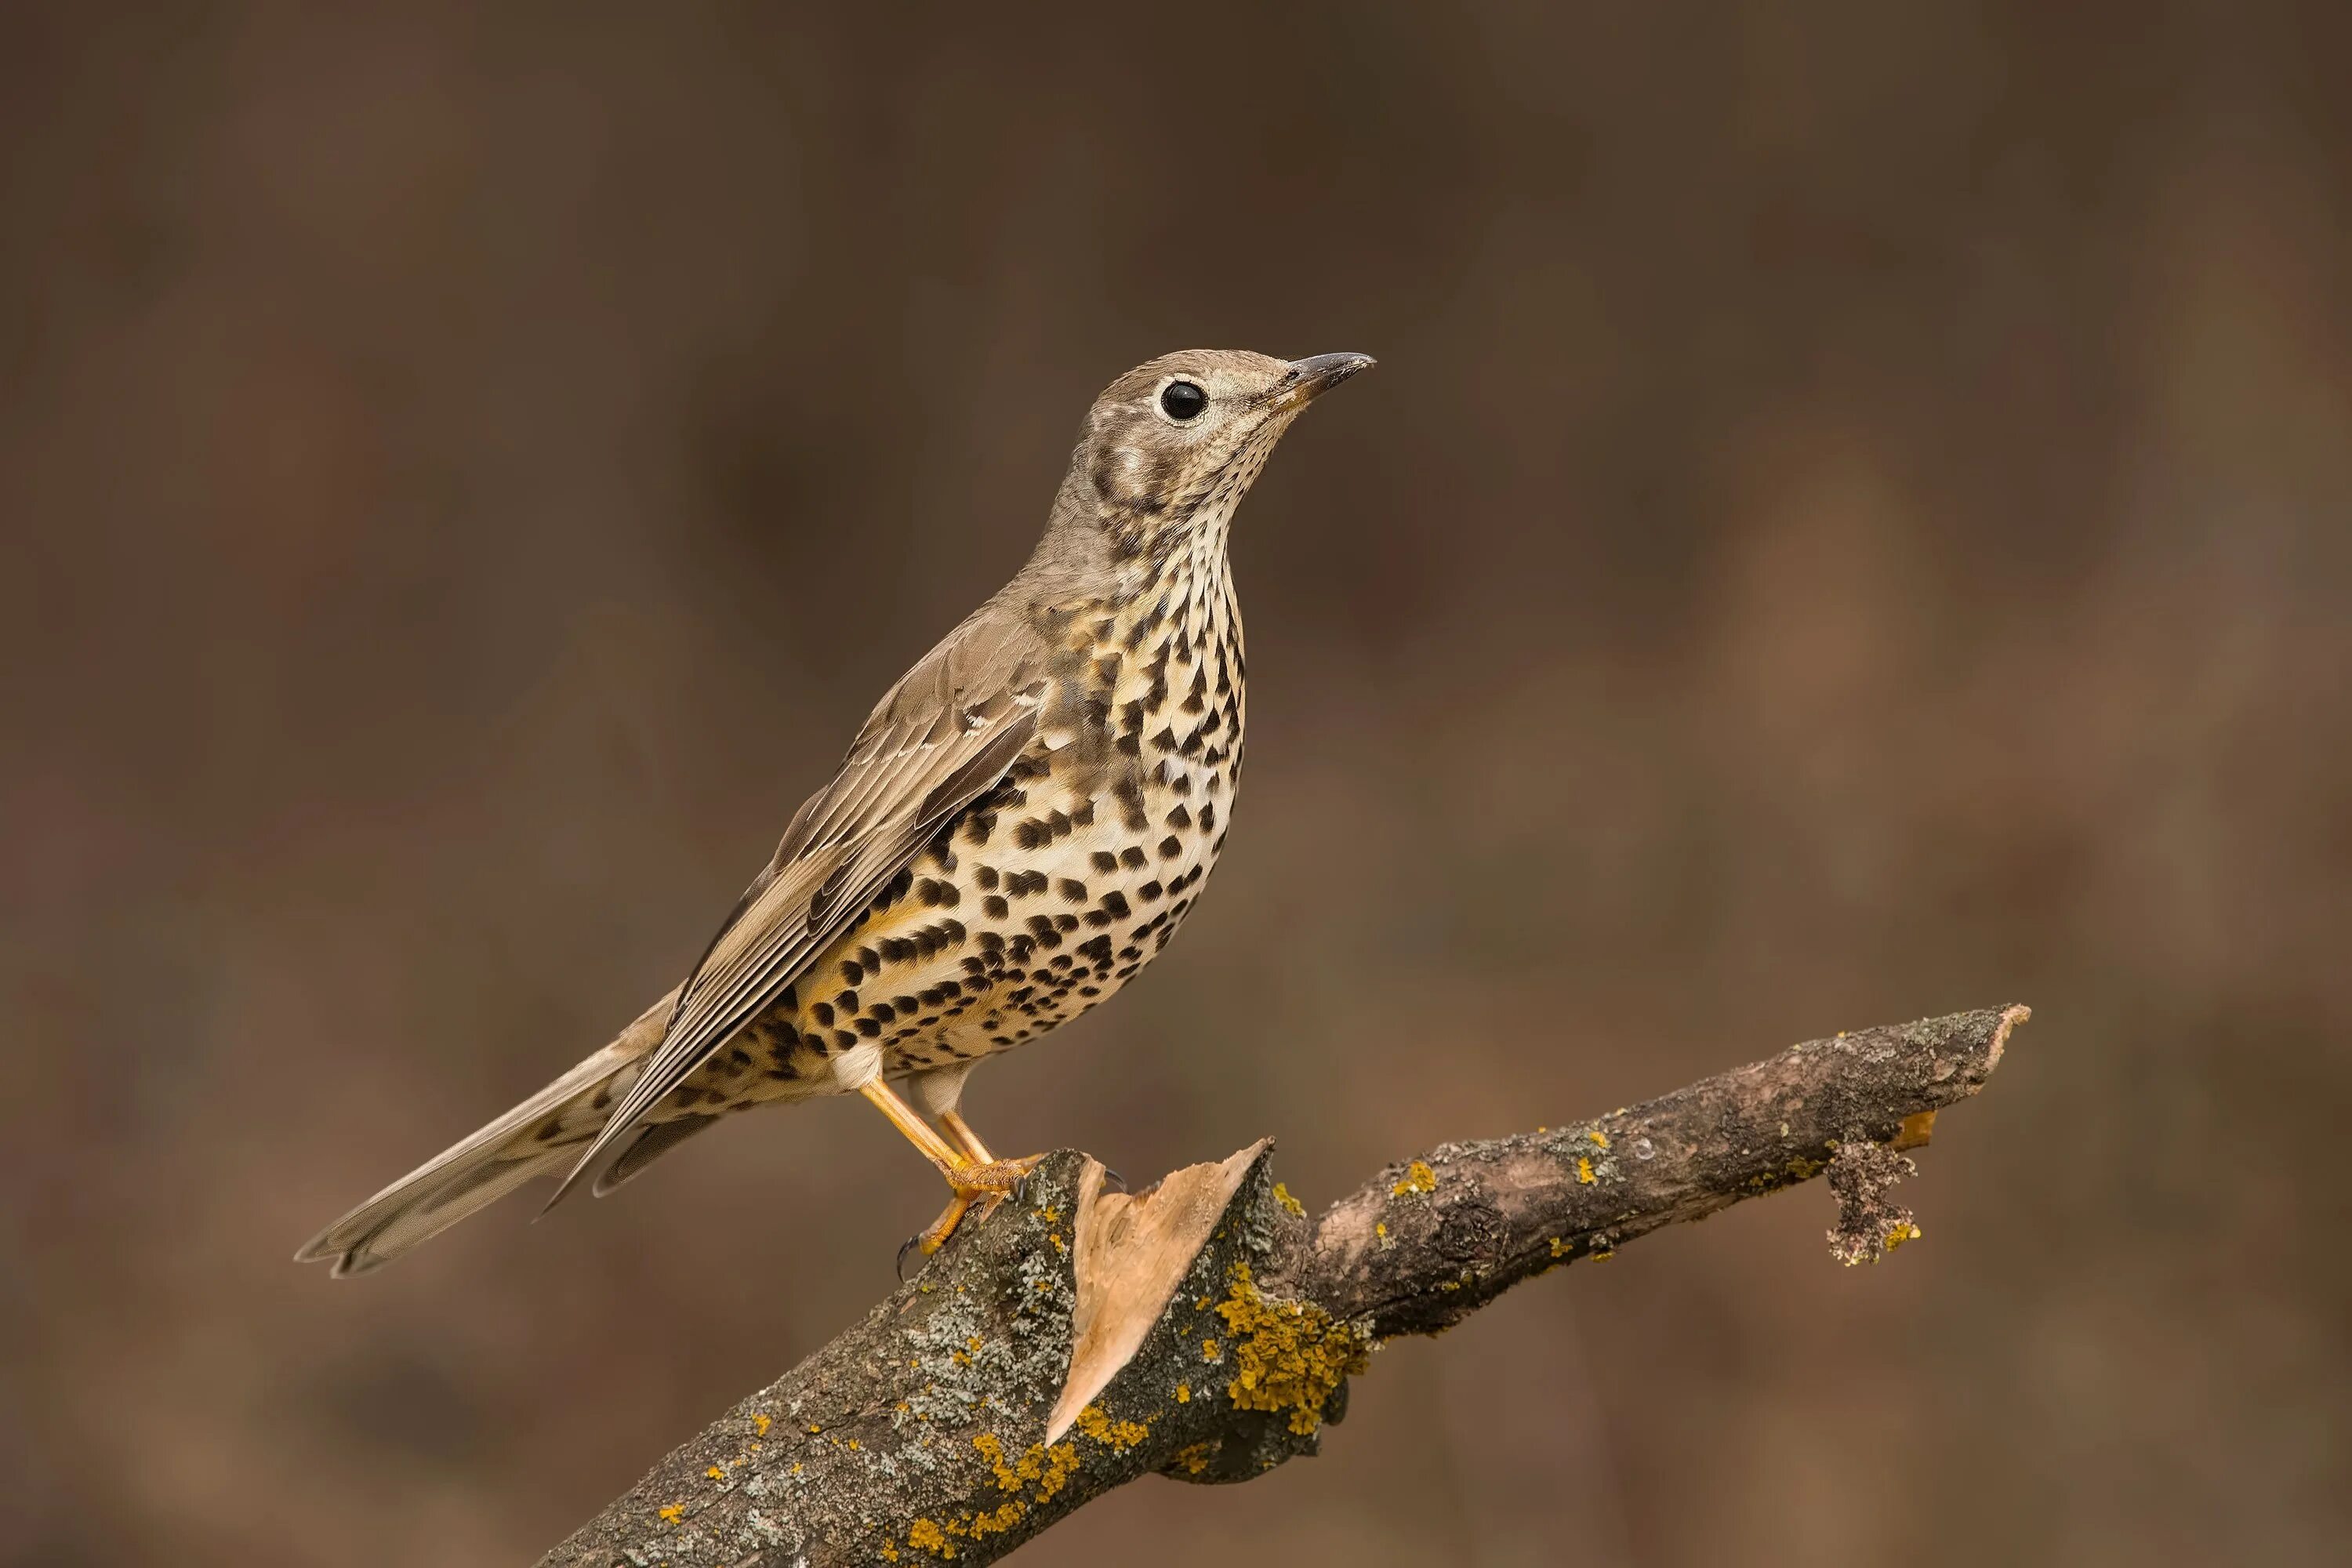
[{"left": 5, "top": 2, "right": 2349, "bottom": 1563}]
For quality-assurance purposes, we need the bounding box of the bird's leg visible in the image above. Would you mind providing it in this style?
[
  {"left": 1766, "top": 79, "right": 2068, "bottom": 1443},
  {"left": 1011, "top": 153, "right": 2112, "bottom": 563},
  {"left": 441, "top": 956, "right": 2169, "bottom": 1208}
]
[
  {"left": 858, "top": 1081, "right": 1039, "bottom": 1257},
  {"left": 937, "top": 1109, "right": 995, "bottom": 1164},
  {"left": 857, "top": 1079, "right": 967, "bottom": 1172}
]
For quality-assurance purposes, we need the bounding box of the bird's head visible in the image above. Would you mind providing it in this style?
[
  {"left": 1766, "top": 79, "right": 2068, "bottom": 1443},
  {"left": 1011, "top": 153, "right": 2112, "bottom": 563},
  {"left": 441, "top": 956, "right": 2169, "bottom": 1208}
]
[{"left": 1059, "top": 348, "right": 1374, "bottom": 564}]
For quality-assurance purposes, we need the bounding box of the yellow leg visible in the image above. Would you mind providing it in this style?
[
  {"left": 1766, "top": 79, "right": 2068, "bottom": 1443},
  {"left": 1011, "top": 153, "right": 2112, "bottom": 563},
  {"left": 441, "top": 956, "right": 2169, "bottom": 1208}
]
[
  {"left": 858, "top": 1080, "right": 967, "bottom": 1174},
  {"left": 858, "top": 1080, "right": 1038, "bottom": 1258},
  {"left": 938, "top": 1108, "right": 996, "bottom": 1165}
]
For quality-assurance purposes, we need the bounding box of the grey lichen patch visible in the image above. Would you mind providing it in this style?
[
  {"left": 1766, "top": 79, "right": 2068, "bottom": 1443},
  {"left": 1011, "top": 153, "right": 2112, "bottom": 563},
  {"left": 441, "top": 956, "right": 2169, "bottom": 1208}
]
[{"left": 898, "top": 1185, "right": 1083, "bottom": 1436}]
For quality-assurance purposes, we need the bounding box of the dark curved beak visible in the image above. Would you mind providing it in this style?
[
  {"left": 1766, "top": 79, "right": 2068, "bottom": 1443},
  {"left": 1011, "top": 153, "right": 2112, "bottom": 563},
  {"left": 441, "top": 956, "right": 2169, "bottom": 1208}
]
[{"left": 1271, "top": 351, "right": 1376, "bottom": 412}]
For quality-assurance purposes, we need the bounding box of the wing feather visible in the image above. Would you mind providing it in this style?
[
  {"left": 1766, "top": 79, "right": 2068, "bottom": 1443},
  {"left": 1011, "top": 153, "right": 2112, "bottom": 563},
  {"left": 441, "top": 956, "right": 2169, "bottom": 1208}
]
[{"left": 546, "top": 611, "right": 1046, "bottom": 1205}]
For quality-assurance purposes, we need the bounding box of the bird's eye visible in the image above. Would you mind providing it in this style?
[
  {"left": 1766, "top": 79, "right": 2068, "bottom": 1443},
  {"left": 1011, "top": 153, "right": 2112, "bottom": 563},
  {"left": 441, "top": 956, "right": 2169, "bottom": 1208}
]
[{"left": 1159, "top": 380, "right": 1207, "bottom": 422}]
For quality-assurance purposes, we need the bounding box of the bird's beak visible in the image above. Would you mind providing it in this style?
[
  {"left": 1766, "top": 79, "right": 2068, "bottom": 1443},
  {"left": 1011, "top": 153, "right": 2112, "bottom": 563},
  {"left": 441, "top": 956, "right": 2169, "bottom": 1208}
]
[{"left": 1269, "top": 351, "right": 1376, "bottom": 412}]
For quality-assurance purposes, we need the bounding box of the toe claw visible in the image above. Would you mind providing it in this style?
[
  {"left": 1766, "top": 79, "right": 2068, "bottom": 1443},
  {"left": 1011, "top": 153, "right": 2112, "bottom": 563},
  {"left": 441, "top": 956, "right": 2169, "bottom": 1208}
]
[
  {"left": 895, "top": 1234, "right": 921, "bottom": 1283},
  {"left": 1102, "top": 1166, "right": 1127, "bottom": 1194}
]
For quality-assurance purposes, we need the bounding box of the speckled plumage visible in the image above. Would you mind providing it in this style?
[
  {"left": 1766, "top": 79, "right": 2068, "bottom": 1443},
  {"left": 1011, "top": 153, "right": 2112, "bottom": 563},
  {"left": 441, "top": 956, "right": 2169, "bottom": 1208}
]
[{"left": 299, "top": 348, "right": 1371, "bottom": 1275}]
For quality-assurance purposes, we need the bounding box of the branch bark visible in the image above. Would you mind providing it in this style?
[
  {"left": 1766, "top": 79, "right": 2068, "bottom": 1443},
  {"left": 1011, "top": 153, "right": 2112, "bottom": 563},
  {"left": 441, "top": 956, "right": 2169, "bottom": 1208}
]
[{"left": 540, "top": 1005, "right": 2026, "bottom": 1567}]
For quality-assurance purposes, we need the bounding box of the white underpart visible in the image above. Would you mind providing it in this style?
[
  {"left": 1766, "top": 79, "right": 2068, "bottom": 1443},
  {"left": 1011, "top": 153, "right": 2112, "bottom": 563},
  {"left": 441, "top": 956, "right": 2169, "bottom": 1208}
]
[
  {"left": 829, "top": 1038, "right": 886, "bottom": 1093},
  {"left": 906, "top": 1059, "right": 976, "bottom": 1118}
]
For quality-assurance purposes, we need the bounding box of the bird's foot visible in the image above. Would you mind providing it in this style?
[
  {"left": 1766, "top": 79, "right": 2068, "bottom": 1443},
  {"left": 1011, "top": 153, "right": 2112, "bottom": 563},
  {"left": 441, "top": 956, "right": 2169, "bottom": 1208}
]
[{"left": 906, "top": 1154, "right": 1044, "bottom": 1265}]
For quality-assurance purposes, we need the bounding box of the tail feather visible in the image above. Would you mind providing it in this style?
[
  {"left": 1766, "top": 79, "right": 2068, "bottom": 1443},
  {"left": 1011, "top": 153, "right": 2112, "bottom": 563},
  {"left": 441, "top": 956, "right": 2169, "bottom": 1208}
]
[
  {"left": 590, "top": 1112, "right": 719, "bottom": 1197},
  {"left": 295, "top": 991, "right": 674, "bottom": 1276}
]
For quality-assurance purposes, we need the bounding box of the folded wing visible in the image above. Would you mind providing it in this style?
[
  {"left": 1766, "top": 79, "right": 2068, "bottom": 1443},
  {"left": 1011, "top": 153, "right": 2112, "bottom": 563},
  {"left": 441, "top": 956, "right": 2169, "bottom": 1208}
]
[{"left": 546, "top": 608, "right": 1048, "bottom": 1205}]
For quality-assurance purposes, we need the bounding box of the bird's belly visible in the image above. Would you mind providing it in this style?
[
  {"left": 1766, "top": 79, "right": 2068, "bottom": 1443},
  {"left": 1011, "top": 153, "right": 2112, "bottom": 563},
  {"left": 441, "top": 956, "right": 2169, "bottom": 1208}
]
[
  {"left": 684, "top": 763, "right": 1229, "bottom": 1103},
  {"left": 905, "top": 768, "right": 1228, "bottom": 1074}
]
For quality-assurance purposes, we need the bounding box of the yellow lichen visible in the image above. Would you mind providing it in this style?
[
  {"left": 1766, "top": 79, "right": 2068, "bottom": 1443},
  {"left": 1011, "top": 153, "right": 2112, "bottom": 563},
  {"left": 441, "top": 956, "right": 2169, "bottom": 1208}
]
[
  {"left": 1549, "top": 1236, "right": 1571, "bottom": 1258},
  {"left": 1175, "top": 1382, "right": 1190, "bottom": 1403},
  {"left": 752, "top": 1413, "right": 771, "bottom": 1437},
  {"left": 1172, "top": 1439, "right": 1218, "bottom": 1475},
  {"left": 658, "top": 1503, "right": 684, "bottom": 1525},
  {"left": 1588, "top": 1128, "right": 1610, "bottom": 1149},
  {"left": 705, "top": 1465, "right": 724, "bottom": 1481},
  {"left": 977, "top": 1431, "right": 1083, "bottom": 1501},
  {"left": 966, "top": 1499, "right": 1025, "bottom": 1539},
  {"left": 1884, "top": 1221, "right": 1923, "bottom": 1250},
  {"left": 1374, "top": 1221, "right": 1387, "bottom": 1240},
  {"left": 1212, "top": 1262, "right": 1370, "bottom": 1436},
  {"left": 1272, "top": 1181, "right": 1306, "bottom": 1217},
  {"left": 1200, "top": 1338, "right": 1222, "bottom": 1363},
  {"left": 1075, "top": 1403, "right": 1150, "bottom": 1450},
  {"left": 1576, "top": 1156, "right": 1595, "bottom": 1185},
  {"left": 973, "top": 1432, "right": 1018, "bottom": 1491},
  {"left": 1391, "top": 1160, "right": 1437, "bottom": 1196},
  {"left": 1032, "top": 1442, "right": 1081, "bottom": 1501},
  {"left": 906, "top": 1518, "right": 953, "bottom": 1557}
]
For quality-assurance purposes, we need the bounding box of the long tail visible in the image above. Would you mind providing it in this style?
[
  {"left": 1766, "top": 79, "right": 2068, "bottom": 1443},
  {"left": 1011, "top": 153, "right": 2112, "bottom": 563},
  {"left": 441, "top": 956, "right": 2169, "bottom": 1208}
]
[{"left": 295, "top": 990, "right": 677, "bottom": 1276}]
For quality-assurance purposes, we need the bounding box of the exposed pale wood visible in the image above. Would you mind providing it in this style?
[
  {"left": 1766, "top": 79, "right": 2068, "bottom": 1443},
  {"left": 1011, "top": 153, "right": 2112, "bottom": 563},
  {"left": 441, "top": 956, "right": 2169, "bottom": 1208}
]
[{"left": 1048, "top": 1141, "right": 1269, "bottom": 1443}]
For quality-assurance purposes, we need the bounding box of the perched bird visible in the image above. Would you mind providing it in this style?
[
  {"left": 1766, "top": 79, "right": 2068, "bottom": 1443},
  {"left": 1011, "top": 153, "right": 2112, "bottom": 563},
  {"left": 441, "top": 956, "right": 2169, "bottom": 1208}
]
[{"left": 297, "top": 348, "right": 1374, "bottom": 1276}]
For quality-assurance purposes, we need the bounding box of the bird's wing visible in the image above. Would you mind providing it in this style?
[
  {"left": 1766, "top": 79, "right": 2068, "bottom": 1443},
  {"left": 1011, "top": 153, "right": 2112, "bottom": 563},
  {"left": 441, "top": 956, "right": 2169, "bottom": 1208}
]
[{"left": 548, "top": 608, "right": 1049, "bottom": 1205}]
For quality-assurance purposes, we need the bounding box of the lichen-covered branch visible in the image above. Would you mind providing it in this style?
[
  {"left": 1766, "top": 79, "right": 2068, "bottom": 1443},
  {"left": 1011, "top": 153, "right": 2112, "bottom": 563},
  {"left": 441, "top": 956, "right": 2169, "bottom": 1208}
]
[{"left": 539, "top": 1006, "right": 2025, "bottom": 1568}]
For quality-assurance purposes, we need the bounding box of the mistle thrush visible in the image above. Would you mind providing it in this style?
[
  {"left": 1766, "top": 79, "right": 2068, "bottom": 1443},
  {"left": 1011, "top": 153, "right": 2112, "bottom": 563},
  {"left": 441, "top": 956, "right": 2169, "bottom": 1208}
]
[{"left": 299, "top": 349, "right": 1374, "bottom": 1275}]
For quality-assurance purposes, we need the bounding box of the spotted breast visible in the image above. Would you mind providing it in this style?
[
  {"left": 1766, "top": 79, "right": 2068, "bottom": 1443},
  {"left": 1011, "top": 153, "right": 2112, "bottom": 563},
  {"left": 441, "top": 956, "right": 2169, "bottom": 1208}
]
[{"left": 706, "top": 532, "right": 1243, "bottom": 1101}]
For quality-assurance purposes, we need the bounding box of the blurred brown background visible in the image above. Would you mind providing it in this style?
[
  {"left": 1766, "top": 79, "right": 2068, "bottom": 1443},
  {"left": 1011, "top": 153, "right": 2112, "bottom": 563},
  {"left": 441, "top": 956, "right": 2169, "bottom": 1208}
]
[{"left": 5, "top": 2, "right": 2349, "bottom": 1563}]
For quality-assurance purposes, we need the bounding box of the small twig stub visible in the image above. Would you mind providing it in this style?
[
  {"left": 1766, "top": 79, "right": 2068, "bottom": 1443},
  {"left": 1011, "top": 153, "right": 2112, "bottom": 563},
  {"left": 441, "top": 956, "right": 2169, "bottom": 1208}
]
[{"left": 1826, "top": 1134, "right": 1923, "bottom": 1265}]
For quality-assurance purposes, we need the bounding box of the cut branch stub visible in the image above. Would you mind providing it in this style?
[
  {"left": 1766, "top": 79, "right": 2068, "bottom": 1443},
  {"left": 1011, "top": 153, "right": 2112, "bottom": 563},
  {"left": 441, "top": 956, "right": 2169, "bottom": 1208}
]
[{"left": 1049, "top": 1139, "right": 1270, "bottom": 1442}]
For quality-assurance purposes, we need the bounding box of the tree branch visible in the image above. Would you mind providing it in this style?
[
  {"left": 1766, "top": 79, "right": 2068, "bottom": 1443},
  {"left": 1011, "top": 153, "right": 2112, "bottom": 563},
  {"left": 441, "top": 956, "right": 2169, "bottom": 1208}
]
[{"left": 539, "top": 1005, "right": 2026, "bottom": 1567}]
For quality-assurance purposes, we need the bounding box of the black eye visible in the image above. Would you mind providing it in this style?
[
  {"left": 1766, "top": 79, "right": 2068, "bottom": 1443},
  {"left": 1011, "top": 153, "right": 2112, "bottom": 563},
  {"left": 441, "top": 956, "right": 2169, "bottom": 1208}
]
[{"left": 1159, "top": 379, "right": 1207, "bottom": 421}]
